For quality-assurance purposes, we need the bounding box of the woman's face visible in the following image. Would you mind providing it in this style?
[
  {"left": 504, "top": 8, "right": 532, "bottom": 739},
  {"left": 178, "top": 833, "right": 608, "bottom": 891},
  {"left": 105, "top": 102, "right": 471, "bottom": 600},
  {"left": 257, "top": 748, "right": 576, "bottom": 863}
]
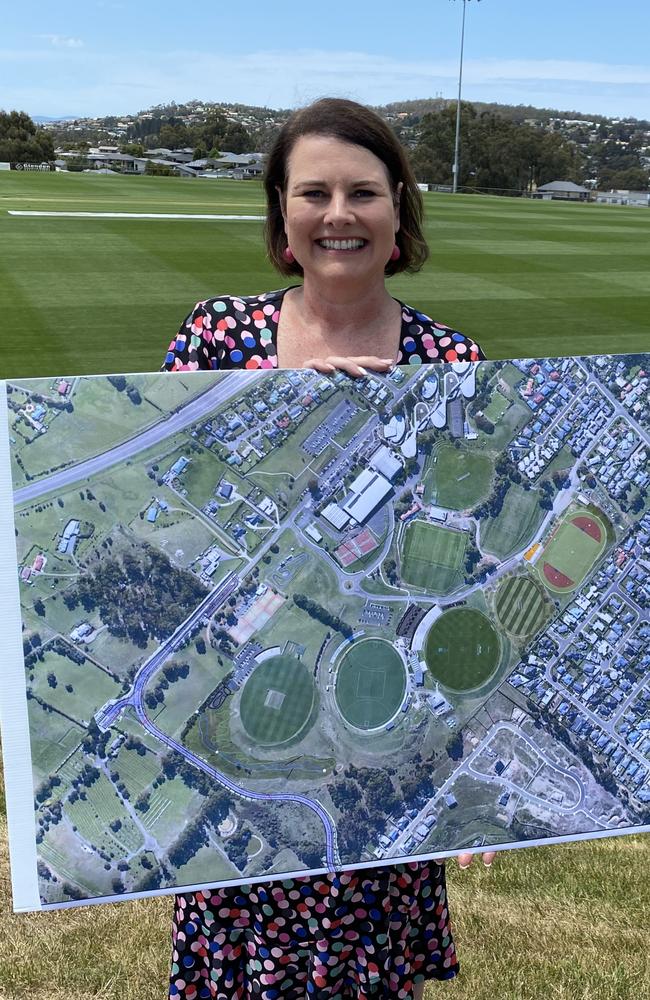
[{"left": 281, "top": 134, "right": 401, "bottom": 290}]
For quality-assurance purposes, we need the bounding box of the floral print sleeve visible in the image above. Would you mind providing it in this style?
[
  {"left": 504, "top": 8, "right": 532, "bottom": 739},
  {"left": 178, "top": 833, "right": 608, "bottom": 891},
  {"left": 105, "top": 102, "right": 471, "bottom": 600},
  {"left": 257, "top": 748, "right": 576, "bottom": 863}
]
[{"left": 163, "top": 300, "right": 221, "bottom": 372}]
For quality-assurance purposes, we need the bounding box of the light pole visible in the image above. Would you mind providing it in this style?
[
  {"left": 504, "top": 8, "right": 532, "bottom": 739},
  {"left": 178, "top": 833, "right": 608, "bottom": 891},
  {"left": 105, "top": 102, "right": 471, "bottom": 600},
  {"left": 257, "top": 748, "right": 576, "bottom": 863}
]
[{"left": 451, "top": 0, "right": 481, "bottom": 193}]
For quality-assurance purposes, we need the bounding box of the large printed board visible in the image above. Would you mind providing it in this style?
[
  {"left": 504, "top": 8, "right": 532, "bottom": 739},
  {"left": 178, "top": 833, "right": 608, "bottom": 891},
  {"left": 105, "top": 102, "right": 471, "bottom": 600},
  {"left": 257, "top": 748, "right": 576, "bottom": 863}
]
[{"left": 0, "top": 355, "right": 649, "bottom": 911}]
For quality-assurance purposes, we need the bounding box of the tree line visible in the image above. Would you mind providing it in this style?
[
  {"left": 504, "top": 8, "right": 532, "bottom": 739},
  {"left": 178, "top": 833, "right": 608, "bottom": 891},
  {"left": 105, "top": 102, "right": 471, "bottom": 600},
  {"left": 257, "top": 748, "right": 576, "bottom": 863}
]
[{"left": 5, "top": 102, "right": 648, "bottom": 191}]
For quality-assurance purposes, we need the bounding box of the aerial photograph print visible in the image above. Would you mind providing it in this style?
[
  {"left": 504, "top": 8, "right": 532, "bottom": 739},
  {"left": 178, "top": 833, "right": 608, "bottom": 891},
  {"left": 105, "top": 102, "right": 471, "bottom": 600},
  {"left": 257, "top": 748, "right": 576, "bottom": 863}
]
[
  {"left": 2, "top": 353, "right": 648, "bottom": 908},
  {"left": 1, "top": 0, "right": 650, "bottom": 998}
]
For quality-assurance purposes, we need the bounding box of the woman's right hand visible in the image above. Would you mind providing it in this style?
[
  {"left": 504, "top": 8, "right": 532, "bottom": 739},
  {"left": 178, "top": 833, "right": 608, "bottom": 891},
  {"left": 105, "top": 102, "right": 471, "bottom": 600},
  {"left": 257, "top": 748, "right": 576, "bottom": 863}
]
[{"left": 304, "top": 355, "right": 395, "bottom": 378}]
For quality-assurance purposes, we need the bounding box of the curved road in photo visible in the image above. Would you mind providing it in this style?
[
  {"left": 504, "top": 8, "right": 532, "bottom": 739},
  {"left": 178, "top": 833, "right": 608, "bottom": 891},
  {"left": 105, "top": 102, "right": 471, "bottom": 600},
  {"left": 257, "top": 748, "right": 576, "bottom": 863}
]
[{"left": 97, "top": 573, "right": 341, "bottom": 869}]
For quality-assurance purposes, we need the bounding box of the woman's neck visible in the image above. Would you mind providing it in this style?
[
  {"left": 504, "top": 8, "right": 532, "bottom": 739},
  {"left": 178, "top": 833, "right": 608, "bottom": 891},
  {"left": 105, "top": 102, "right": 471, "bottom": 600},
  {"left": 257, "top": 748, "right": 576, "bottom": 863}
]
[{"left": 277, "top": 278, "right": 402, "bottom": 367}]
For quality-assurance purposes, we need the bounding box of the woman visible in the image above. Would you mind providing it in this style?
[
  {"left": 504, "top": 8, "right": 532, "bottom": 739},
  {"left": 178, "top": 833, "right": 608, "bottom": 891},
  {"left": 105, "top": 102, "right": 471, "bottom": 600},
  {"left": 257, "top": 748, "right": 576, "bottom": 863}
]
[{"left": 164, "top": 97, "right": 495, "bottom": 1000}]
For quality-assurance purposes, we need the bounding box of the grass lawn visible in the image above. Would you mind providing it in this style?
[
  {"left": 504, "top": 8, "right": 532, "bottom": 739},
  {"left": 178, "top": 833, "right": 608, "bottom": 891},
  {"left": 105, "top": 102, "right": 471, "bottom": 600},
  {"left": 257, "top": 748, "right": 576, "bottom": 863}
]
[
  {"left": 480, "top": 483, "right": 544, "bottom": 558},
  {"left": 476, "top": 394, "right": 531, "bottom": 451},
  {"left": 30, "top": 649, "right": 121, "bottom": 726},
  {"left": 400, "top": 519, "right": 467, "bottom": 593},
  {"left": 423, "top": 608, "right": 500, "bottom": 691},
  {"left": 178, "top": 445, "right": 233, "bottom": 508},
  {"left": 141, "top": 776, "right": 203, "bottom": 849},
  {"left": 2, "top": 175, "right": 649, "bottom": 378},
  {"left": 256, "top": 602, "right": 328, "bottom": 668},
  {"left": 129, "top": 508, "right": 217, "bottom": 569},
  {"left": 335, "top": 638, "right": 406, "bottom": 729},
  {"left": 424, "top": 443, "right": 493, "bottom": 509},
  {"left": 1, "top": 759, "right": 650, "bottom": 997},
  {"left": 175, "top": 843, "right": 240, "bottom": 884},
  {"left": 484, "top": 389, "right": 510, "bottom": 422},
  {"left": 26, "top": 700, "right": 85, "bottom": 782},
  {"left": 239, "top": 654, "right": 316, "bottom": 746}
]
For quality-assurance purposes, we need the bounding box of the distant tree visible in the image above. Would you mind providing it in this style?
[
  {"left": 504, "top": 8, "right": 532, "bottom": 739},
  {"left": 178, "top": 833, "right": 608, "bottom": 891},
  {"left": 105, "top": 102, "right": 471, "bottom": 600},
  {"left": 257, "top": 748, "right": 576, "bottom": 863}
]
[{"left": 0, "top": 111, "right": 55, "bottom": 163}]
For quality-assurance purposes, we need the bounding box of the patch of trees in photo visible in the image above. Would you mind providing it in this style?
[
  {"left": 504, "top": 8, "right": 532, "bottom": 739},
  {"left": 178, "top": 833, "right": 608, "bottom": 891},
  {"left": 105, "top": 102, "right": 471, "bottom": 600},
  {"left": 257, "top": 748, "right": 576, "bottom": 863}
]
[
  {"left": 293, "top": 592, "right": 353, "bottom": 638},
  {"left": 408, "top": 102, "right": 649, "bottom": 193},
  {"left": 326, "top": 761, "right": 436, "bottom": 857},
  {"left": 144, "top": 659, "right": 190, "bottom": 710},
  {"left": 474, "top": 452, "right": 525, "bottom": 523},
  {"left": 128, "top": 105, "right": 254, "bottom": 157},
  {"left": 167, "top": 786, "right": 234, "bottom": 869},
  {"left": 251, "top": 800, "right": 324, "bottom": 870},
  {"left": 62, "top": 541, "right": 207, "bottom": 648},
  {"left": 106, "top": 374, "right": 142, "bottom": 405}
]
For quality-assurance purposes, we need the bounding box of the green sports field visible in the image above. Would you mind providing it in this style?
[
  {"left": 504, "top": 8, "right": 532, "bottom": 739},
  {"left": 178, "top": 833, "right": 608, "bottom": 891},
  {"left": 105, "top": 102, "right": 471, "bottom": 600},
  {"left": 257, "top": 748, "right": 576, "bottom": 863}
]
[
  {"left": 495, "top": 575, "right": 548, "bottom": 637},
  {"left": 424, "top": 443, "right": 493, "bottom": 509},
  {"left": 537, "top": 510, "right": 607, "bottom": 593},
  {"left": 400, "top": 519, "right": 467, "bottom": 593},
  {"left": 238, "top": 654, "right": 315, "bottom": 746},
  {"left": 480, "top": 483, "right": 544, "bottom": 559},
  {"left": 423, "top": 608, "right": 500, "bottom": 691},
  {"left": 1, "top": 172, "right": 649, "bottom": 378},
  {"left": 335, "top": 638, "right": 406, "bottom": 729}
]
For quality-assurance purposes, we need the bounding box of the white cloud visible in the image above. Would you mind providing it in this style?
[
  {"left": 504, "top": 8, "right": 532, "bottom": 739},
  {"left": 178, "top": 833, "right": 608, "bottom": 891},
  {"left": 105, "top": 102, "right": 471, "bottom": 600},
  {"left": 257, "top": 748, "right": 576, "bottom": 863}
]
[
  {"left": 39, "top": 34, "right": 84, "bottom": 49},
  {"left": 2, "top": 47, "right": 648, "bottom": 119}
]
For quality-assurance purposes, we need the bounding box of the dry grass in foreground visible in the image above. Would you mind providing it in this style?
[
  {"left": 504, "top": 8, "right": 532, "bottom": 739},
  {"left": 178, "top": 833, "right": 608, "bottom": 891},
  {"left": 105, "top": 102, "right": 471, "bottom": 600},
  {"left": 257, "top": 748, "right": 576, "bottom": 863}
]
[{"left": 0, "top": 772, "right": 649, "bottom": 999}]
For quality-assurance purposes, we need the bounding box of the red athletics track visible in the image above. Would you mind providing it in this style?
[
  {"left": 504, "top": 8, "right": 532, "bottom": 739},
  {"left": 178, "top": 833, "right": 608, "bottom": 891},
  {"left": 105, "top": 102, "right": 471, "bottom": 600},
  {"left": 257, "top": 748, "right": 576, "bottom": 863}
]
[
  {"left": 542, "top": 562, "right": 575, "bottom": 588},
  {"left": 571, "top": 515, "right": 603, "bottom": 542}
]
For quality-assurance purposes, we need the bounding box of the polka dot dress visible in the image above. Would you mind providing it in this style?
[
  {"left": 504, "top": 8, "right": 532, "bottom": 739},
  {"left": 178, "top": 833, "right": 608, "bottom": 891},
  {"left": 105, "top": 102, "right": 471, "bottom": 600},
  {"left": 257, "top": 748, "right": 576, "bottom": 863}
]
[
  {"left": 163, "top": 287, "right": 484, "bottom": 372},
  {"left": 170, "top": 863, "right": 459, "bottom": 999},
  {"left": 165, "top": 287, "right": 484, "bottom": 999}
]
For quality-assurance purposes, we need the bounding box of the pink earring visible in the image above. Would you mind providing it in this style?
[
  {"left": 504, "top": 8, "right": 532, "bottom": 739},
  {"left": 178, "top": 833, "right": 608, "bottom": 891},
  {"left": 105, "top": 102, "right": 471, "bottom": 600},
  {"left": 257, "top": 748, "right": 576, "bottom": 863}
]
[
  {"left": 390, "top": 244, "right": 401, "bottom": 262},
  {"left": 282, "top": 246, "right": 295, "bottom": 263}
]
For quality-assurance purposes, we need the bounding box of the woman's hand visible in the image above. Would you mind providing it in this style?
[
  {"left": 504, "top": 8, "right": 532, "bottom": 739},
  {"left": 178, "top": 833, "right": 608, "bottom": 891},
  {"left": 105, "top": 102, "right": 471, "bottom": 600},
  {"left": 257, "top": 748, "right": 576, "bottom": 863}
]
[
  {"left": 304, "top": 355, "right": 395, "bottom": 377},
  {"left": 457, "top": 851, "right": 497, "bottom": 870}
]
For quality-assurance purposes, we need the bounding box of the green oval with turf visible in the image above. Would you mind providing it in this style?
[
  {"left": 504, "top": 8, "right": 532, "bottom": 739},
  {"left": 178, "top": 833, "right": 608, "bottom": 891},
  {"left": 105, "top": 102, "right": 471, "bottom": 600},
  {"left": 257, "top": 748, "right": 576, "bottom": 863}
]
[
  {"left": 239, "top": 655, "right": 316, "bottom": 746},
  {"left": 424, "top": 608, "right": 500, "bottom": 692},
  {"left": 335, "top": 638, "right": 406, "bottom": 730}
]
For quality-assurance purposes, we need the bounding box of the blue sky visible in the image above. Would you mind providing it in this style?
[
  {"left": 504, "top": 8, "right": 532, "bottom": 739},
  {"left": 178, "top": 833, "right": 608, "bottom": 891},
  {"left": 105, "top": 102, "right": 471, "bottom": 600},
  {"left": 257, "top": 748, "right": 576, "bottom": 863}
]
[{"left": 2, "top": 0, "right": 649, "bottom": 119}]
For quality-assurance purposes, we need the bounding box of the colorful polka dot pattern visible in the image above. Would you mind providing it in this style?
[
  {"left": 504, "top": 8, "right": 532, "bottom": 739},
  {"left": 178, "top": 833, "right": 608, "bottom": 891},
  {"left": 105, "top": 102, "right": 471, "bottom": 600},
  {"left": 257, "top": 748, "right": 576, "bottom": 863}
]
[
  {"left": 165, "top": 287, "right": 480, "bottom": 998},
  {"left": 163, "top": 288, "right": 484, "bottom": 372},
  {"left": 170, "top": 863, "right": 458, "bottom": 999}
]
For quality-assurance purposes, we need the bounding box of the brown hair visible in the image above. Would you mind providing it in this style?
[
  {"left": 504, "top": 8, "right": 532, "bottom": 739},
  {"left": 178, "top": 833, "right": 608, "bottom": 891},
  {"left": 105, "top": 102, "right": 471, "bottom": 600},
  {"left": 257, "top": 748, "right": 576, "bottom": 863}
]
[{"left": 264, "top": 97, "right": 429, "bottom": 277}]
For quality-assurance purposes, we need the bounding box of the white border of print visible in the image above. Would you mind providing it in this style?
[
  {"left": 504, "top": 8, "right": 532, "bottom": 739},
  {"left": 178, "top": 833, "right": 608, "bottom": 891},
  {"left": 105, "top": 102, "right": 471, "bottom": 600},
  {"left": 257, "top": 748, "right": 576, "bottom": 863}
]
[{"left": 0, "top": 382, "right": 41, "bottom": 910}]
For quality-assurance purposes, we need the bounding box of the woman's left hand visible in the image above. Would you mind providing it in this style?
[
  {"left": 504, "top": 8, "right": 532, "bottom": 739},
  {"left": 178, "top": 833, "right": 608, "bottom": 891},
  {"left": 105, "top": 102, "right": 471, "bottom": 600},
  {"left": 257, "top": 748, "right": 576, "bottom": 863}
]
[{"left": 457, "top": 851, "right": 497, "bottom": 869}]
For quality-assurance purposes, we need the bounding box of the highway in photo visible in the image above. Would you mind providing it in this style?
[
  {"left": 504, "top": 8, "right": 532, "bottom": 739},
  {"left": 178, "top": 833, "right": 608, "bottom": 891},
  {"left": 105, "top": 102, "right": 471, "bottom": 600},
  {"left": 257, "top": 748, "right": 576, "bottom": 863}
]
[{"left": 13, "top": 370, "right": 267, "bottom": 505}]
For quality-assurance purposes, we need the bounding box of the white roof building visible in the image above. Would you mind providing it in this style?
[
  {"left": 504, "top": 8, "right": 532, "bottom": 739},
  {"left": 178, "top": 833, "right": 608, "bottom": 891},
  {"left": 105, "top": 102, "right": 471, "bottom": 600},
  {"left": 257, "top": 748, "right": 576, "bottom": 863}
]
[
  {"left": 304, "top": 523, "right": 323, "bottom": 543},
  {"left": 341, "top": 469, "right": 392, "bottom": 524},
  {"left": 321, "top": 502, "right": 350, "bottom": 530},
  {"left": 369, "top": 445, "right": 402, "bottom": 481}
]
